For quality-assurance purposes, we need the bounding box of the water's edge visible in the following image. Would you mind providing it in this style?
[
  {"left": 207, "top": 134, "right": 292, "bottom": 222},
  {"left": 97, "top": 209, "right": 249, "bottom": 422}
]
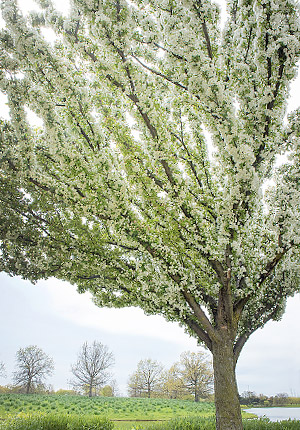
[{"left": 245, "top": 407, "right": 300, "bottom": 422}]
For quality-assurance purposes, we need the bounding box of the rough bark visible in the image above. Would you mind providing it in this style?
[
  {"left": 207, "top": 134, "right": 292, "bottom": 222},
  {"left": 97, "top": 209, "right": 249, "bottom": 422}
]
[{"left": 212, "top": 329, "right": 243, "bottom": 430}]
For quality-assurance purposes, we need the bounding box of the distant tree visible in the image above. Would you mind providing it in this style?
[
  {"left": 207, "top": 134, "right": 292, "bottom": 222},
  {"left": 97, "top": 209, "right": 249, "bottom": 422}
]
[
  {"left": 289, "top": 397, "right": 300, "bottom": 406},
  {"left": 0, "top": 361, "right": 6, "bottom": 378},
  {"left": 101, "top": 385, "right": 114, "bottom": 397},
  {"left": 70, "top": 341, "right": 114, "bottom": 397},
  {"left": 239, "top": 390, "right": 260, "bottom": 406},
  {"left": 104, "top": 379, "right": 119, "bottom": 397},
  {"left": 128, "top": 371, "right": 143, "bottom": 398},
  {"left": 273, "top": 393, "right": 289, "bottom": 406},
  {"left": 179, "top": 351, "right": 213, "bottom": 402},
  {"left": 160, "top": 364, "right": 186, "bottom": 400},
  {"left": 128, "top": 359, "right": 163, "bottom": 398},
  {"left": 55, "top": 388, "right": 77, "bottom": 395},
  {"left": 0, "top": 386, "right": 10, "bottom": 394},
  {"left": 35, "top": 383, "right": 54, "bottom": 394},
  {"left": 100, "top": 380, "right": 119, "bottom": 397},
  {"left": 13, "top": 345, "right": 54, "bottom": 394}
]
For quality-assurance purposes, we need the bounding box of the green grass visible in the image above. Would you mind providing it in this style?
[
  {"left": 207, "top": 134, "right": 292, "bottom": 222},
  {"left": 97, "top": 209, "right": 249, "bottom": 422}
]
[
  {"left": 0, "top": 413, "right": 113, "bottom": 430},
  {"left": 0, "top": 395, "right": 299, "bottom": 430},
  {"left": 0, "top": 395, "right": 215, "bottom": 421},
  {"left": 147, "top": 417, "right": 300, "bottom": 430},
  {"left": 2, "top": 415, "right": 299, "bottom": 430}
]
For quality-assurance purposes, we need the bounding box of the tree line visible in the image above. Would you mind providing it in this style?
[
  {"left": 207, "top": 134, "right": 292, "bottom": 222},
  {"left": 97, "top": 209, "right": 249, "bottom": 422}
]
[
  {"left": 0, "top": 343, "right": 213, "bottom": 401},
  {"left": 128, "top": 352, "right": 213, "bottom": 402},
  {"left": 2, "top": 349, "right": 298, "bottom": 405},
  {"left": 0, "top": 341, "right": 115, "bottom": 397},
  {"left": 239, "top": 391, "right": 300, "bottom": 407}
]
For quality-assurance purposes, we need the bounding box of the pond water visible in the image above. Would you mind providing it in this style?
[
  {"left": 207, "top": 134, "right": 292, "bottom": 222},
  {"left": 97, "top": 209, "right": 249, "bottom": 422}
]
[{"left": 246, "top": 407, "right": 300, "bottom": 422}]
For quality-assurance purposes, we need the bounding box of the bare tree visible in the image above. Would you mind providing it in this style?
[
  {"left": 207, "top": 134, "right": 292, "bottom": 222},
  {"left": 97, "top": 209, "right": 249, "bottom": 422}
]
[
  {"left": 13, "top": 346, "right": 54, "bottom": 394},
  {"left": 70, "top": 341, "right": 114, "bottom": 397},
  {"left": 128, "top": 359, "right": 163, "bottom": 398}
]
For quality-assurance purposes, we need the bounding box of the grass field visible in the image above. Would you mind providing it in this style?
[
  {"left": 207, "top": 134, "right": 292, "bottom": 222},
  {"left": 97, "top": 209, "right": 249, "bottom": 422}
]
[
  {"left": 1, "top": 394, "right": 299, "bottom": 430},
  {"left": 0, "top": 394, "right": 215, "bottom": 421}
]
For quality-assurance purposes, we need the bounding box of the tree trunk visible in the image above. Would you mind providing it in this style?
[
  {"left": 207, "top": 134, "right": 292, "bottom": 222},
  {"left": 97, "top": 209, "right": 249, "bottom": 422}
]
[
  {"left": 212, "top": 330, "right": 243, "bottom": 430},
  {"left": 26, "top": 378, "right": 31, "bottom": 394},
  {"left": 147, "top": 383, "right": 151, "bottom": 398}
]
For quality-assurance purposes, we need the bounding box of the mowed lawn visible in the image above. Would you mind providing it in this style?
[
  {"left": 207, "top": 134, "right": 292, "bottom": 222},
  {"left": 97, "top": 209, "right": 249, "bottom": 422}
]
[{"left": 0, "top": 394, "right": 215, "bottom": 422}]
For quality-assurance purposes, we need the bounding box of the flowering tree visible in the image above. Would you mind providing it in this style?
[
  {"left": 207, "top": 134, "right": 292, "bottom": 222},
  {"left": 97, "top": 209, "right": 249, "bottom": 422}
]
[{"left": 0, "top": 0, "right": 300, "bottom": 427}]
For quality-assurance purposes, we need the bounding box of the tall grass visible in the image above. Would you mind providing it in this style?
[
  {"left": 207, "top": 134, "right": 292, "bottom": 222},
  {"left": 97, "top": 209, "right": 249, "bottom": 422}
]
[
  {"left": 1, "top": 413, "right": 300, "bottom": 430},
  {"left": 243, "top": 418, "right": 300, "bottom": 429},
  {"left": 146, "top": 417, "right": 300, "bottom": 430},
  {"left": 0, "top": 413, "right": 113, "bottom": 430}
]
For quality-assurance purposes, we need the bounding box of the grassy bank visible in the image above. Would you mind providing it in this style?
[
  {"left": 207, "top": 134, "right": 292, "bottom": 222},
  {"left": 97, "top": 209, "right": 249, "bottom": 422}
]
[
  {"left": 1, "top": 414, "right": 300, "bottom": 430},
  {"left": 0, "top": 395, "right": 299, "bottom": 430},
  {"left": 0, "top": 413, "right": 113, "bottom": 430},
  {"left": 148, "top": 417, "right": 300, "bottom": 430}
]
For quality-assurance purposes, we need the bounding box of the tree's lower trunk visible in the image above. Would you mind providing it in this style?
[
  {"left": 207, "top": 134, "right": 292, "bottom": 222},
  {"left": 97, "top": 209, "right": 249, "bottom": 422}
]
[
  {"left": 26, "top": 379, "right": 31, "bottom": 394},
  {"left": 88, "top": 384, "right": 93, "bottom": 397},
  {"left": 212, "top": 332, "right": 243, "bottom": 430}
]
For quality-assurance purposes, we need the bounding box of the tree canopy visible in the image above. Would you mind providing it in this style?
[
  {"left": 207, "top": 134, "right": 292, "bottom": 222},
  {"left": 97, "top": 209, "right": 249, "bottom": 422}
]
[
  {"left": 179, "top": 351, "right": 213, "bottom": 402},
  {"left": 1, "top": 0, "right": 300, "bottom": 428},
  {"left": 1, "top": 0, "right": 299, "bottom": 354},
  {"left": 13, "top": 345, "right": 54, "bottom": 394},
  {"left": 128, "top": 358, "right": 163, "bottom": 398},
  {"left": 127, "top": 352, "right": 213, "bottom": 401},
  {"left": 70, "top": 341, "right": 114, "bottom": 397}
]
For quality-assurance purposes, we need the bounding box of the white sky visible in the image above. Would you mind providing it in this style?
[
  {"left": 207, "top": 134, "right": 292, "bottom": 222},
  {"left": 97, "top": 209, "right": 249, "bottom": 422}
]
[
  {"left": 0, "top": 274, "right": 300, "bottom": 396},
  {"left": 0, "top": 0, "right": 300, "bottom": 398}
]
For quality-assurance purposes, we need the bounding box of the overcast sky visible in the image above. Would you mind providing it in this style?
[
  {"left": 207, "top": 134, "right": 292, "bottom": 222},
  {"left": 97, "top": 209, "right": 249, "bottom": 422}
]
[
  {"left": 0, "top": 0, "right": 300, "bottom": 398},
  {"left": 0, "top": 274, "right": 300, "bottom": 396}
]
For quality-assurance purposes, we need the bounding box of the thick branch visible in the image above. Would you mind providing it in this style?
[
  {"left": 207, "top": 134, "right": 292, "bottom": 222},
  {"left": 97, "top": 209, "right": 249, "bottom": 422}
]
[
  {"left": 217, "top": 270, "right": 235, "bottom": 336},
  {"left": 131, "top": 54, "right": 189, "bottom": 92},
  {"left": 192, "top": 1, "right": 213, "bottom": 59},
  {"left": 253, "top": 44, "right": 287, "bottom": 167},
  {"left": 233, "top": 304, "right": 282, "bottom": 363},
  {"left": 233, "top": 295, "right": 251, "bottom": 325},
  {"left": 208, "top": 260, "right": 226, "bottom": 285},
  {"left": 182, "top": 290, "right": 218, "bottom": 343},
  {"left": 258, "top": 246, "right": 291, "bottom": 286},
  {"left": 183, "top": 316, "right": 212, "bottom": 351}
]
